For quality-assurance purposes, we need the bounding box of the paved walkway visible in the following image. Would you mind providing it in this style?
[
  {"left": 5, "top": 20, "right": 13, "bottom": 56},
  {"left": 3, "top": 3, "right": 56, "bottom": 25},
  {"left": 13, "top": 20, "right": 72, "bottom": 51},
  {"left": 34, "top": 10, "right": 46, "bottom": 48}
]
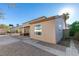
[{"left": 66, "top": 40, "right": 79, "bottom": 56}]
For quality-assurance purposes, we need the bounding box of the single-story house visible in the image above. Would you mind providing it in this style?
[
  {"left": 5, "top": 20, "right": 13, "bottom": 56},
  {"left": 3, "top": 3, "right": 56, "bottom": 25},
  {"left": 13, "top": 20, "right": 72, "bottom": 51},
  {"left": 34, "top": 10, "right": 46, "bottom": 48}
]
[{"left": 20, "top": 15, "right": 66, "bottom": 44}]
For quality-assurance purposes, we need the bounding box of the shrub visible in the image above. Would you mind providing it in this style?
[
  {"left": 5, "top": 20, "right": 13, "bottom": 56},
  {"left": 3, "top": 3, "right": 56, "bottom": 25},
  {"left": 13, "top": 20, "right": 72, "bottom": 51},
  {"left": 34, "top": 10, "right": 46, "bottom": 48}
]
[
  {"left": 69, "top": 21, "right": 79, "bottom": 36},
  {"left": 74, "top": 32, "right": 79, "bottom": 41}
]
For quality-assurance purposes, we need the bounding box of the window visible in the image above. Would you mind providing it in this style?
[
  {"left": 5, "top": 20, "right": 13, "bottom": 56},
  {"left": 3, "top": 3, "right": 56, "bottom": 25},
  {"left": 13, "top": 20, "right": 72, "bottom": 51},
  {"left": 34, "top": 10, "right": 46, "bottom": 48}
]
[
  {"left": 34, "top": 24, "right": 42, "bottom": 35},
  {"left": 59, "top": 24, "right": 62, "bottom": 31}
]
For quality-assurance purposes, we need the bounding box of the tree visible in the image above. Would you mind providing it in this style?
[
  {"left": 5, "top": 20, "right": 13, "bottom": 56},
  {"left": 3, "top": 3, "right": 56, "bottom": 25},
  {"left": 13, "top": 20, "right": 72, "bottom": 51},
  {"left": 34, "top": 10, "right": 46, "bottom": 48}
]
[
  {"left": 63, "top": 13, "right": 69, "bottom": 27},
  {"left": 9, "top": 24, "right": 14, "bottom": 28},
  {"left": 16, "top": 24, "right": 19, "bottom": 27},
  {"left": 69, "top": 21, "right": 79, "bottom": 36},
  {"left": 9, "top": 24, "right": 14, "bottom": 33},
  {"left": 0, "top": 24, "right": 10, "bottom": 31}
]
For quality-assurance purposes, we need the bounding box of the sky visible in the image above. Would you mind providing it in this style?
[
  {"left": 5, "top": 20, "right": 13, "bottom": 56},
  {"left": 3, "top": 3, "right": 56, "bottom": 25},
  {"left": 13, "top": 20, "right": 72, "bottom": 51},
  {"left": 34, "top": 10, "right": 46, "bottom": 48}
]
[{"left": 0, "top": 3, "right": 79, "bottom": 26}]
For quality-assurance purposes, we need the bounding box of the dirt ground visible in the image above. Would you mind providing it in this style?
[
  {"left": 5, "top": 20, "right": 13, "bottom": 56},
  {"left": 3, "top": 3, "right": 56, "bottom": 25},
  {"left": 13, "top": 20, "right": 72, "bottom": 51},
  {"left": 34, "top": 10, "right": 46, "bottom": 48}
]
[{"left": 0, "top": 35, "right": 55, "bottom": 56}]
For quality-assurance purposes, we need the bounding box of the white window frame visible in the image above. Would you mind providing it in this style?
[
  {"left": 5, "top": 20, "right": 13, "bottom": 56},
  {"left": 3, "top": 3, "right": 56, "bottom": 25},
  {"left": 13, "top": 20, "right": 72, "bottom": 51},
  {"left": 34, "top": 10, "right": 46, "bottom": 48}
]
[{"left": 34, "top": 24, "right": 42, "bottom": 35}]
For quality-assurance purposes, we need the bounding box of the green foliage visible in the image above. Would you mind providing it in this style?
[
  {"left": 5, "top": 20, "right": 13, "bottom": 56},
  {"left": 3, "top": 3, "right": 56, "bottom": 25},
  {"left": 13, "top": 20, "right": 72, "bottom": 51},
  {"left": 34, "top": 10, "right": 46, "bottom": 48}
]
[
  {"left": 16, "top": 28, "right": 21, "bottom": 33},
  {"left": 63, "top": 13, "right": 69, "bottom": 20},
  {"left": 0, "top": 24, "right": 10, "bottom": 31},
  {"left": 69, "top": 21, "right": 79, "bottom": 36},
  {"left": 74, "top": 32, "right": 79, "bottom": 41}
]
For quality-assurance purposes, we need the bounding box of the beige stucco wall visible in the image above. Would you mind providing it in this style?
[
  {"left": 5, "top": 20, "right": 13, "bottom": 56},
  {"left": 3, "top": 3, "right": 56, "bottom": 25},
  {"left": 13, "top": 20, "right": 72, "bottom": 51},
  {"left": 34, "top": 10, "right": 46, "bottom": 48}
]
[
  {"left": 24, "top": 27, "right": 30, "bottom": 33},
  {"left": 30, "top": 20, "right": 56, "bottom": 44},
  {"left": 20, "top": 27, "right": 24, "bottom": 34},
  {"left": 21, "top": 23, "right": 30, "bottom": 34}
]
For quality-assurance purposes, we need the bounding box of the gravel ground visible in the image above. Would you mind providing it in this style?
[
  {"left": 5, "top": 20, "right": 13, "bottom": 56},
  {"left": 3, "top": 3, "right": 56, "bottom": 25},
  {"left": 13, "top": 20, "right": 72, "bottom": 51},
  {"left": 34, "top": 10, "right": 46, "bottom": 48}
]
[
  {"left": 0, "top": 35, "right": 55, "bottom": 56},
  {"left": 58, "top": 38, "right": 70, "bottom": 47}
]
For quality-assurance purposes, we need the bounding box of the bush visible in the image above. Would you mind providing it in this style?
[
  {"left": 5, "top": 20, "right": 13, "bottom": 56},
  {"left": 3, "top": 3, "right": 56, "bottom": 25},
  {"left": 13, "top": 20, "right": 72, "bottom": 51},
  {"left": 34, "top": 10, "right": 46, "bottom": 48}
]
[
  {"left": 69, "top": 29, "right": 75, "bottom": 36},
  {"left": 74, "top": 32, "right": 79, "bottom": 41},
  {"left": 69, "top": 21, "right": 79, "bottom": 36}
]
